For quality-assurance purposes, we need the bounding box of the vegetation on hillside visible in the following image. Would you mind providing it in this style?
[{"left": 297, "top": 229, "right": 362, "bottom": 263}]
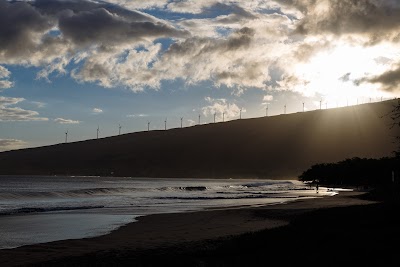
[{"left": 299, "top": 99, "right": 400, "bottom": 199}]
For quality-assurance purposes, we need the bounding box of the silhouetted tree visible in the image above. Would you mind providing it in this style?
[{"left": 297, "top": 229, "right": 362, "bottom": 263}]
[{"left": 390, "top": 99, "right": 400, "bottom": 158}]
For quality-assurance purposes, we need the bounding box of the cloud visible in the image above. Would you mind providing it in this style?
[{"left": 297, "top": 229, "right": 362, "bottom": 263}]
[
  {"left": 58, "top": 7, "right": 189, "bottom": 47},
  {"left": 0, "top": 66, "right": 13, "bottom": 89},
  {"left": 363, "top": 65, "right": 400, "bottom": 92},
  {"left": 263, "top": 95, "right": 274, "bottom": 101},
  {"left": 0, "top": 96, "right": 48, "bottom": 121},
  {"left": 202, "top": 97, "right": 241, "bottom": 121},
  {"left": 54, "top": 118, "right": 80, "bottom": 124},
  {"left": 127, "top": 113, "right": 148, "bottom": 118},
  {"left": 187, "top": 119, "right": 196, "bottom": 126},
  {"left": 339, "top": 73, "right": 351, "bottom": 82},
  {"left": 0, "top": 0, "right": 189, "bottom": 87},
  {"left": 0, "top": 139, "right": 27, "bottom": 152},
  {"left": 92, "top": 108, "right": 103, "bottom": 114},
  {"left": 31, "top": 101, "right": 46, "bottom": 108},
  {"left": 289, "top": 0, "right": 400, "bottom": 44},
  {"left": 0, "top": 0, "right": 399, "bottom": 97}
]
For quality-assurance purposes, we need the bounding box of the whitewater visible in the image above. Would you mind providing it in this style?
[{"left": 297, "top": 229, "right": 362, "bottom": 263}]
[{"left": 0, "top": 176, "right": 336, "bottom": 249}]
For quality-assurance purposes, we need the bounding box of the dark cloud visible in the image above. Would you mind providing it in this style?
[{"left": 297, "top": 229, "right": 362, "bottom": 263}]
[
  {"left": 366, "top": 65, "right": 400, "bottom": 92},
  {"left": 0, "top": 0, "right": 188, "bottom": 64},
  {"left": 0, "top": 0, "right": 51, "bottom": 59},
  {"left": 168, "top": 27, "right": 254, "bottom": 57},
  {"left": 59, "top": 7, "right": 188, "bottom": 46},
  {"left": 289, "top": 0, "right": 400, "bottom": 43},
  {"left": 339, "top": 73, "right": 351, "bottom": 82}
]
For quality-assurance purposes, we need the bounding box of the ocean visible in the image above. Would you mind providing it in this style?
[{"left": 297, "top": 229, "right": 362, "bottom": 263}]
[{"left": 0, "top": 176, "right": 336, "bottom": 249}]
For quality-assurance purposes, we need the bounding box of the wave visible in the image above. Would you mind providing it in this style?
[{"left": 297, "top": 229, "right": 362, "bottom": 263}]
[
  {"left": 156, "top": 194, "right": 300, "bottom": 201},
  {"left": 0, "top": 187, "right": 139, "bottom": 200},
  {"left": 242, "top": 181, "right": 294, "bottom": 188},
  {"left": 0, "top": 205, "right": 104, "bottom": 216}
]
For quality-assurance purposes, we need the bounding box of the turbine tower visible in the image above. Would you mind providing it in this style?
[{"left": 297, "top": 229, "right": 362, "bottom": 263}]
[
  {"left": 222, "top": 112, "right": 225, "bottom": 122},
  {"left": 214, "top": 112, "right": 216, "bottom": 123},
  {"left": 198, "top": 114, "right": 201, "bottom": 125},
  {"left": 97, "top": 125, "right": 99, "bottom": 139},
  {"left": 118, "top": 124, "right": 122, "bottom": 135},
  {"left": 240, "top": 108, "right": 242, "bottom": 119},
  {"left": 302, "top": 102, "right": 305, "bottom": 112},
  {"left": 147, "top": 121, "right": 150, "bottom": 131},
  {"left": 266, "top": 104, "right": 269, "bottom": 117},
  {"left": 284, "top": 104, "right": 286, "bottom": 114},
  {"left": 320, "top": 100, "right": 322, "bottom": 110},
  {"left": 65, "top": 130, "right": 68, "bottom": 143},
  {"left": 164, "top": 118, "right": 167, "bottom": 130},
  {"left": 181, "top": 117, "right": 183, "bottom": 128}
]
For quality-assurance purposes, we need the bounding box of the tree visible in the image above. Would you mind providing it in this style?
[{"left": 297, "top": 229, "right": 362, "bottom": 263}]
[{"left": 390, "top": 99, "right": 400, "bottom": 158}]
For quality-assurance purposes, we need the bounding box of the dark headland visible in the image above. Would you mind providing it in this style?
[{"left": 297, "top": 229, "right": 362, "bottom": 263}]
[{"left": 0, "top": 100, "right": 399, "bottom": 179}]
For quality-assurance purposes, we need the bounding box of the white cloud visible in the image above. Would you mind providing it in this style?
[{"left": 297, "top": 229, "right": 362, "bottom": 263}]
[
  {"left": 54, "top": 118, "right": 80, "bottom": 124},
  {"left": 31, "top": 101, "right": 46, "bottom": 108},
  {"left": 0, "top": 66, "right": 13, "bottom": 89},
  {"left": 0, "top": 139, "right": 27, "bottom": 152},
  {"left": 202, "top": 97, "right": 241, "bottom": 121},
  {"left": 92, "top": 108, "right": 103, "bottom": 114},
  {"left": 187, "top": 119, "right": 196, "bottom": 126},
  {"left": 263, "top": 95, "right": 274, "bottom": 101},
  {"left": 0, "top": 96, "right": 48, "bottom": 121},
  {"left": 127, "top": 114, "right": 148, "bottom": 118}
]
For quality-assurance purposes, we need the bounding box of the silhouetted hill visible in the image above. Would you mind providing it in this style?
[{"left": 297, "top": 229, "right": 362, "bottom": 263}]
[{"left": 1, "top": 100, "right": 399, "bottom": 179}]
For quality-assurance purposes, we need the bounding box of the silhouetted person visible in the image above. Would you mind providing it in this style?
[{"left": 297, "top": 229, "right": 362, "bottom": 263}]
[{"left": 316, "top": 182, "right": 319, "bottom": 193}]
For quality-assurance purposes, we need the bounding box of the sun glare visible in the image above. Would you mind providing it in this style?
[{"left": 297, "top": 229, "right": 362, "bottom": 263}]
[{"left": 293, "top": 42, "right": 399, "bottom": 107}]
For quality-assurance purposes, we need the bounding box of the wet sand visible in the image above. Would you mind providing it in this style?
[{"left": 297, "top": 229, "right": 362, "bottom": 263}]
[{"left": 1, "top": 191, "right": 395, "bottom": 266}]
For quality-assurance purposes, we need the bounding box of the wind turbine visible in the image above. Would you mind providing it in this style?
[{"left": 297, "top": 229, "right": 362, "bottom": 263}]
[
  {"left": 222, "top": 112, "right": 225, "bottom": 122},
  {"left": 198, "top": 114, "right": 201, "bottom": 125},
  {"left": 266, "top": 104, "right": 269, "bottom": 116},
  {"left": 302, "top": 102, "right": 305, "bottom": 112},
  {"left": 240, "top": 108, "right": 242, "bottom": 119},
  {"left": 164, "top": 118, "right": 167, "bottom": 130},
  {"left": 147, "top": 121, "right": 150, "bottom": 131},
  {"left": 214, "top": 112, "right": 216, "bottom": 123},
  {"left": 118, "top": 124, "right": 122, "bottom": 135},
  {"left": 65, "top": 130, "right": 68, "bottom": 143},
  {"left": 97, "top": 125, "right": 99, "bottom": 139},
  {"left": 181, "top": 117, "right": 183, "bottom": 128},
  {"left": 320, "top": 100, "right": 322, "bottom": 110},
  {"left": 284, "top": 104, "right": 286, "bottom": 114}
]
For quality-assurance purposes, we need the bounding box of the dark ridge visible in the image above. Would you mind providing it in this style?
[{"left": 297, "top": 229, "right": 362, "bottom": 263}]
[{"left": 0, "top": 100, "right": 399, "bottom": 179}]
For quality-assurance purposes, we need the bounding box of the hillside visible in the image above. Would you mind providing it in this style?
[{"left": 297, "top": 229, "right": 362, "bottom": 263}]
[{"left": 0, "top": 100, "right": 399, "bottom": 179}]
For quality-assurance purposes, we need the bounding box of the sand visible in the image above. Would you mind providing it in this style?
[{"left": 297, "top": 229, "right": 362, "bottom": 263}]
[{"left": 0, "top": 191, "right": 388, "bottom": 266}]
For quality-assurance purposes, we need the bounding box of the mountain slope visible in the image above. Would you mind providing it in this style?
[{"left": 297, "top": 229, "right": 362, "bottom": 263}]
[{"left": 0, "top": 100, "right": 398, "bottom": 179}]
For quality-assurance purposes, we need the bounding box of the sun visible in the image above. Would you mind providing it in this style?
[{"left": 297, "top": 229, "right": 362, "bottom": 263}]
[{"left": 292, "top": 41, "right": 399, "bottom": 107}]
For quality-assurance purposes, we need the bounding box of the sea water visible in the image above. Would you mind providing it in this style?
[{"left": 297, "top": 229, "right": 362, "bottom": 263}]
[{"left": 0, "top": 176, "right": 335, "bottom": 249}]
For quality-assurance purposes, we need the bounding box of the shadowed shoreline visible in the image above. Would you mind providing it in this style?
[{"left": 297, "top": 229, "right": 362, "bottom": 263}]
[{"left": 2, "top": 190, "right": 398, "bottom": 266}]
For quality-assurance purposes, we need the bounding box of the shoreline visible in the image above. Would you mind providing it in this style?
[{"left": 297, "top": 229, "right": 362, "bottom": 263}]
[{"left": 0, "top": 190, "right": 378, "bottom": 266}]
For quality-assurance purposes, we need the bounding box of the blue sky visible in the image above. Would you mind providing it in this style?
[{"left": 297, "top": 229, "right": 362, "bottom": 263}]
[{"left": 1, "top": 0, "right": 400, "bottom": 151}]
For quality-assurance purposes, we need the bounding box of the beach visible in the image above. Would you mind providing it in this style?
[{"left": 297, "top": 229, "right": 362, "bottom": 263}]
[{"left": 2, "top": 190, "right": 397, "bottom": 266}]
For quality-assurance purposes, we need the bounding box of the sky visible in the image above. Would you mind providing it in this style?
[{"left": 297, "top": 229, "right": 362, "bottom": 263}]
[{"left": 1, "top": 0, "right": 400, "bottom": 151}]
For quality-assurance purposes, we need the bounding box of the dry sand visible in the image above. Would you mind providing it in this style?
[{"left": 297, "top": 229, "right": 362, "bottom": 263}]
[{"left": 0, "top": 191, "right": 380, "bottom": 266}]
